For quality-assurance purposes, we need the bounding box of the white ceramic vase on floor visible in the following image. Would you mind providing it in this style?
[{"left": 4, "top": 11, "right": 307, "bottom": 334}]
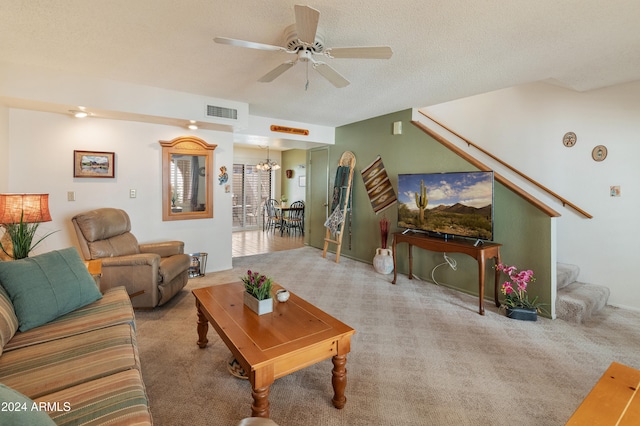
[{"left": 373, "top": 248, "right": 394, "bottom": 275}]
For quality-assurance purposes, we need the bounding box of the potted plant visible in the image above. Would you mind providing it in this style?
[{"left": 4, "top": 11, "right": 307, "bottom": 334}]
[
  {"left": 280, "top": 196, "right": 288, "bottom": 207},
  {"left": 0, "top": 211, "right": 57, "bottom": 260},
  {"left": 496, "top": 263, "right": 546, "bottom": 321},
  {"left": 240, "top": 270, "right": 273, "bottom": 315}
]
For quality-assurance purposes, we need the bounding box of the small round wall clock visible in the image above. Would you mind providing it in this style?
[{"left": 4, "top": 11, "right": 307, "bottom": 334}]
[
  {"left": 563, "top": 132, "right": 577, "bottom": 147},
  {"left": 592, "top": 145, "right": 608, "bottom": 162}
]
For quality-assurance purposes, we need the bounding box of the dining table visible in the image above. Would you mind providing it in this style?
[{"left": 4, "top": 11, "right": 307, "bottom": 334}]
[{"left": 276, "top": 204, "right": 304, "bottom": 236}]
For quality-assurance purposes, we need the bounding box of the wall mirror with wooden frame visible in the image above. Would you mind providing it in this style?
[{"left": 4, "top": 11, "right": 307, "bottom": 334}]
[{"left": 160, "top": 136, "right": 217, "bottom": 221}]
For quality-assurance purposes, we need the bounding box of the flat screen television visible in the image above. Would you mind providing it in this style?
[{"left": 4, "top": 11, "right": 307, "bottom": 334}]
[{"left": 397, "top": 171, "right": 494, "bottom": 241}]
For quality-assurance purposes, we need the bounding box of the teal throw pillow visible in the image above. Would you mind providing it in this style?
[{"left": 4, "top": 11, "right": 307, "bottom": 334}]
[
  {"left": 0, "top": 383, "right": 57, "bottom": 425},
  {"left": 0, "top": 247, "right": 102, "bottom": 332}
]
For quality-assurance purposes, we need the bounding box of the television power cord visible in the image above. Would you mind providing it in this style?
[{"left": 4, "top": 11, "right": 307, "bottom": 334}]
[{"left": 431, "top": 252, "right": 457, "bottom": 286}]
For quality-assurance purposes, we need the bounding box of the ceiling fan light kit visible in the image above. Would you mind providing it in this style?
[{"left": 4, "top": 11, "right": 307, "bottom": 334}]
[{"left": 214, "top": 4, "right": 392, "bottom": 88}]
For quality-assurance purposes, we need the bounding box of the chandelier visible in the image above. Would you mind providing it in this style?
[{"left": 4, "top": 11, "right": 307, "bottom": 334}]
[{"left": 256, "top": 147, "right": 281, "bottom": 171}]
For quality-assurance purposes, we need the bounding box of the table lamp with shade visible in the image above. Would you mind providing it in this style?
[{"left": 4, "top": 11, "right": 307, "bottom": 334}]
[{"left": 0, "top": 193, "right": 55, "bottom": 260}]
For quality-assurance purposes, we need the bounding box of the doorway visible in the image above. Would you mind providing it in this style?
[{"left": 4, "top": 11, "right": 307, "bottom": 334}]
[{"left": 232, "top": 163, "right": 271, "bottom": 230}]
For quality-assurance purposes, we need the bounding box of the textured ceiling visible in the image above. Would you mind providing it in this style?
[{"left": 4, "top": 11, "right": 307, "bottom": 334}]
[{"left": 1, "top": 0, "right": 640, "bottom": 128}]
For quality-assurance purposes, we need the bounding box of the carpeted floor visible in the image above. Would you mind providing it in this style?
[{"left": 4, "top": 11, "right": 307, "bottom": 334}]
[{"left": 135, "top": 246, "right": 640, "bottom": 425}]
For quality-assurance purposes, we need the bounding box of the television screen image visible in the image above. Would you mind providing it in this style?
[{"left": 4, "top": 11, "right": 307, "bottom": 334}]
[{"left": 397, "top": 171, "right": 494, "bottom": 241}]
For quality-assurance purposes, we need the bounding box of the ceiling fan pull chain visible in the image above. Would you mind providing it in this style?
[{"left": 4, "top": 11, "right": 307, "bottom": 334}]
[{"left": 305, "top": 61, "right": 310, "bottom": 91}]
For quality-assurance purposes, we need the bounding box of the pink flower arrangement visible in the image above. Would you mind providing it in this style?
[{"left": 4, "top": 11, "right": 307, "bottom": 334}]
[
  {"left": 241, "top": 270, "right": 273, "bottom": 300},
  {"left": 496, "top": 263, "right": 542, "bottom": 311}
]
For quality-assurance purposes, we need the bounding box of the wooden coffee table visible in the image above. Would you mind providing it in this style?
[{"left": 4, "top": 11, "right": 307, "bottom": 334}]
[{"left": 192, "top": 282, "right": 355, "bottom": 418}]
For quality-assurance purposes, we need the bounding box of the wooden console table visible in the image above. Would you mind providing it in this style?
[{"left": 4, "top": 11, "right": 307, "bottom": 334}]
[{"left": 391, "top": 231, "right": 502, "bottom": 315}]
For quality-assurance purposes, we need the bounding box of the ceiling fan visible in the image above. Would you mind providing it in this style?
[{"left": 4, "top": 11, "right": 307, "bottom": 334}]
[{"left": 214, "top": 4, "right": 393, "bottom": 88}]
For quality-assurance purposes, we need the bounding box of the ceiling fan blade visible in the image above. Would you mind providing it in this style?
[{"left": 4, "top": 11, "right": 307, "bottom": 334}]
[
  {"left": 214, "top": 37, "right": 286, "bottom": 52},
  {"left": 313, "top": 62, "right": 350, "bottom": 88},
  {"left": 294, "top": 5, "right": 320, "bottom": 45},
  {"left": 325, "top": 46, "right": 393, "bottom": 59},
  {"left": 258, "top": 61, "right": 296, "bottom": 82}
]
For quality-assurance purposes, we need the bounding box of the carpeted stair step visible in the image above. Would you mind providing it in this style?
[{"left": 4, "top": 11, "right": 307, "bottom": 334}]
[
  {"left": 557, "top": 262, "right": 580, "bottom": 290},
  {"left": 555, "top": 263, "right": 609, "bottom": 323},
  {"left": 556, "top": 281, "right": 610, "bottom": 323}
]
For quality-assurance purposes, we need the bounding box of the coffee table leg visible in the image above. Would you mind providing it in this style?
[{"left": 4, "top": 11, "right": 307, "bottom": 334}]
[
  {"left": 195, "top": 300, "right": 209, "bottom": 348},
  {"left": 251, "top": 386, "right": 270, "bottom": 418},
  {"left": 331, "top": 354, "right": 347, "bottom": 409}
]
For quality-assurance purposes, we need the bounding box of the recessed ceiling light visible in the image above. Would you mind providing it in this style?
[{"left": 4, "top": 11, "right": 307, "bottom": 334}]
[{"left": 69, "top": 110, "right": 88, "bottom": 118}]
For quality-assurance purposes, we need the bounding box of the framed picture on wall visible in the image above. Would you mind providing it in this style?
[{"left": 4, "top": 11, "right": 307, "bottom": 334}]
[
  {"left": 299, "top": 176, "right": 306, "bottom": 187},
  {"left": 74, "top": 150, "right": 115, "bottom": 178}
]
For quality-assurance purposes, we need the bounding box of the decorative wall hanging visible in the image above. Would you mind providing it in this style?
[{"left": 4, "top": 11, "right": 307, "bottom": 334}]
[
  {"left": 563, "top": 132, "right": 577, "bottom": 147},
  {"left": 74, "top": 150, "right": 115, "bottom": 178},
  {"left": 218, "top": 166, "right": 228, "bottom": 185},
  {"left": 592, "top": 145, "right": 608, "bottom": 162},
  {"left": 323, "top": 151, "right": 355, "bottom": 263},
  {"left": 610, "top": 186, "right": 620, "bottom": 197},
  {"left": 270, "top": 125, "right": 309, "bottom": 136},
  {"left": 361, "top": 155, "right": 397, "bottom": 214},
  {"left": 286, "top": 169, "right": 293, "bottom": 178}
]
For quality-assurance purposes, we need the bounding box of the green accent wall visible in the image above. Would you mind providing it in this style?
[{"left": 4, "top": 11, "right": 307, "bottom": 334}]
[{"left": 311, "top": 109, "right": 554, "bottom": 317}]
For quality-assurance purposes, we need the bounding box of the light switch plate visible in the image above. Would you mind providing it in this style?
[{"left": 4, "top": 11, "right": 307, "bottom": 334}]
[{"left": 393, "top": 121, "right": 402, "bottom": 135}]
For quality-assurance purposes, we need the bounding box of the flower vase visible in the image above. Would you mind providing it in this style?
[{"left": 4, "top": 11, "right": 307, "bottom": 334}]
[
  {"left": 243, "top": 292, "right": 273, "bottom": 315},
  {"left": 505, "top": 306, "right": 537, "bottom": 321},
  {"left": 373, "top": 248, "right": 394, "bottom": 275}
]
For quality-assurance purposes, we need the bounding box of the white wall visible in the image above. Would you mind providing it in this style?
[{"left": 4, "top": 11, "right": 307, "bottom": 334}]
[
  {"left": 6, "top": 109, "right": 234, "bottom": 273},
  {"left": 0, "top": 104, "right": 8, "bottom": 191},
  {"left": 424, "top": 81, "right": 640, "bottom": 310}
]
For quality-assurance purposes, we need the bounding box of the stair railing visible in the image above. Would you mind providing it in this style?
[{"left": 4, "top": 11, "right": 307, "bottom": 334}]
[{"left": 413, "top": 110, "right": 592, "bottom": 219}]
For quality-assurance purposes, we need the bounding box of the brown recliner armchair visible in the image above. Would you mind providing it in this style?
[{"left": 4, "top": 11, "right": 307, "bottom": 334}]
[{"left": 72, "top": 208, "right": 190, "bottom": 309}]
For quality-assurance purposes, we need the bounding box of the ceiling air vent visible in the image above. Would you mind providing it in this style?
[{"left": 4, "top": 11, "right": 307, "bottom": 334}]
[{"left": 206, "top": 105, "right": 238, "bottom": 120}]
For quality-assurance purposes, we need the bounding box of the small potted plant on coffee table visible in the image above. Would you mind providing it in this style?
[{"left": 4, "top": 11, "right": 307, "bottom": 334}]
[{"left": 241, "top": 270, "right": 273, "bottom": 315}]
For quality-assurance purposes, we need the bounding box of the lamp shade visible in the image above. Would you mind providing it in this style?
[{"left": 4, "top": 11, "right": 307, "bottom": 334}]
[{"left": 0, "top": 194, "right": 52, "bottom": 224}]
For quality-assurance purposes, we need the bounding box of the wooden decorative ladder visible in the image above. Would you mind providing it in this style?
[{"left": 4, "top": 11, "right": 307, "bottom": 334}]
[{"left": 322, "top": 151, "right": 356, "bottom": 263}]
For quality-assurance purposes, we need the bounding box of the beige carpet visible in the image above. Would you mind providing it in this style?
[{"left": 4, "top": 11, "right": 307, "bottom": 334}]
[{"left": 135, "top": 246, "right": 640, "bottom": 425}]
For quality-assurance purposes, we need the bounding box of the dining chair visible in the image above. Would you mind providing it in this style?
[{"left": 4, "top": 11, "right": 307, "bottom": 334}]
[
  {"left": 246, "top": 202, "right": 262, "bottom": 226},
  {"left": 283, "top": 200, "right": 305, "bottom": 235},
  {"left": 263, "top": 199, "right": 280, "bottom": 232}
]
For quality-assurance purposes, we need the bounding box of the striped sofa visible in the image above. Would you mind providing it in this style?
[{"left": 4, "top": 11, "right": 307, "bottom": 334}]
[{"left": 0, "top": 286, "right": 153, "bottom": 425}]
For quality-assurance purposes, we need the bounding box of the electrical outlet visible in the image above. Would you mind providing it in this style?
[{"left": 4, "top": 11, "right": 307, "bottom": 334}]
[
  {"left": 67, "top": 191, "right": 76, "bottom": 201},
  {"left": 130, "top": 189, "right": 137, "bottom": 198}
]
